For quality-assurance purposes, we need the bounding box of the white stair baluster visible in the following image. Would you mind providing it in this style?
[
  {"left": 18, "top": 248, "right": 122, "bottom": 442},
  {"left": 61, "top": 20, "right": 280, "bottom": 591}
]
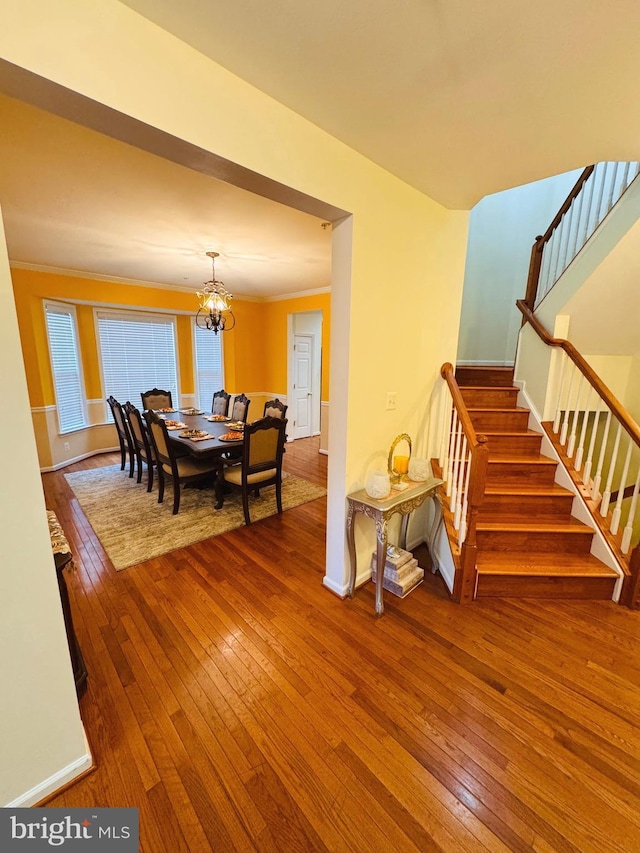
[
  {"left": 592, "top": 409, "right": 612, "bottom": 501},
  {"left": 445, "top": 408, "right": 458, "bottom": 498},
  {"left": 439, "top": 390, "right": 452, "bottom": 470},
  {"left": 450, "top": 415, "right": 462, "bottom": 510},
  {"left": 553, "top": 353, "right": 568, "bottom": 434},
  {"left": 567, "top": 374, "right": 586, "bottom": 458},
  {"left": 621, "top": 465, "right": 640, "bottom": 554},
  {"left": 459, "top": 443, "right": 472, "bottom": 546},
  {"left": 580, "top": 166, "right": 598, "bottom": 245},
  {"left": 574, "top": 385, "right": 595, "bottom": 472},
  {"left": 610, "top": 437, "right": 633, "bottom": 535},
  {"left": 593, "top": 162, "right": 609, "bottom": 231},
  {"left": 454, "top": 435, "right": 468, "bottom": 532},
  {"left": 600, "top": 422, "right": 622, "bottom": 518},
  {"left": 582, "top": 406, "right": 601, "bottom": 489},
  {"left": 560, "top": 364, "right": 577, "bottom": 446}
]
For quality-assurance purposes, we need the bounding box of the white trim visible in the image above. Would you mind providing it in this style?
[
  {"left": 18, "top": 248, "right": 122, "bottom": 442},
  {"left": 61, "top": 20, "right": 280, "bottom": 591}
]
[
  {"left": 322, "top": 575, "right": 348, "bottom": 598},
  {"left": 5, "top": 749, "right": 93, "bottom": 808},
  {"left": 318, "top": 449, "right": 329, "bottom": 456},
  {"left": 264, "top": 286, "right": 331, "bottom": 302},
  {"left": 30, "top": 404, "right": 57, "bottom": 414},
  {"left": 455, "top": 359, "right": 515, "bottom": 367},
  {"left": 11, "top": 262, "right": 329, "bottom": 303},
  {"left": 40, "top": 445, "right": 119, "bottom": 472},
  {"left": 321, "top": 400, "right": 330, "bottom": 407}
]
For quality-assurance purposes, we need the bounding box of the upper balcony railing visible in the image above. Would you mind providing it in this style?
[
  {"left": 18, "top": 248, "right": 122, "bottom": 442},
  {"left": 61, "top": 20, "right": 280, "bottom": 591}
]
[{"left": 524, "top": 161, "right": 640, "bottom": 310}]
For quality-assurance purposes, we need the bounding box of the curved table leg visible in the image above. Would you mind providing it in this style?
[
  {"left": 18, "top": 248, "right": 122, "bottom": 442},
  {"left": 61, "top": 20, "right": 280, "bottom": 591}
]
[
  {"left": 374, "top": 517, "right": 388, "bottom": 616},
  {"left": 346, "top": 503, "right": 357, "bottom": 597}
]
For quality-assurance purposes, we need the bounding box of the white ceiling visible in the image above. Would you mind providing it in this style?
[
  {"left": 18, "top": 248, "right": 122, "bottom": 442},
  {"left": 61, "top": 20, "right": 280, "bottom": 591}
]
[
  {"left": 4, "top": 2, "right": 640, "bottom": 296},
  {"left": 0, "top": 93, "right": 331, "bottom": 298},
  {"left": 120, "top": 0, "right": 640, "bottom": 209}
]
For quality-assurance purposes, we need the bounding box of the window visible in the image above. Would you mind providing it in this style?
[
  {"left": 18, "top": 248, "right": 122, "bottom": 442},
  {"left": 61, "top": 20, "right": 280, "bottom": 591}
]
[
  {"left": 96, "top": 310, "right": 179, "bottom": 409},
  {"left": 44, "top": 302, "right": 87, "bottom": 433},
  {"left": 193, "top": 322, "right": 224, "bottom": 411}
]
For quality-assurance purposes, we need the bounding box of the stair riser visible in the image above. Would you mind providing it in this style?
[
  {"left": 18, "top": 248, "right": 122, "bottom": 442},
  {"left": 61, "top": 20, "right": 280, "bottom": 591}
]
[
  {"left": 487, "top": 462, "right": 557, "bottom": 486},
  {"left": 461, "top": 388, "right": 519, "bottom": 408},
  {"left": 485, "top": 434, "right": 543, "bottom": 457},
  {"left": 455, "top": 367, "right": 514, "bottom": 387},
  {"left": 477, "top": 530, "right": 593, "bottom": 553},
  {"left": 469, "top": 411, "right": 530, "bottom": 431},
  {"left": 475, "top": 575, "right": 616, "bottom": 600},
  {"left": 479, "top": 494, "right": 574, "bottom": 521}
]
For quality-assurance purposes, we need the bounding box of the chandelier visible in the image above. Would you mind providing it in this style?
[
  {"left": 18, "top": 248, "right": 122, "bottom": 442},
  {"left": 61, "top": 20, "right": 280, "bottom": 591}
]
[{"left": 195, "top": 251, "right": 236, "bottom": 333}]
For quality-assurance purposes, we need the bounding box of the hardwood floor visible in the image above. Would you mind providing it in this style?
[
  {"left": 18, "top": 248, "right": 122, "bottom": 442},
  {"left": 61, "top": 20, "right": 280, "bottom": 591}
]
[{"left": 43, "top": 437, "right": 640, "bottom": 851}]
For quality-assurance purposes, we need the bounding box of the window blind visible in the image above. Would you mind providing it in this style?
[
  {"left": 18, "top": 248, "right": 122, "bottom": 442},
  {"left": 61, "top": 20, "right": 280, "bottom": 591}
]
[
  {"left": 45, "top": 304, "right": 86, "bottom": 433},
  {"left": 97, "top": 311, "right": 179, "bottom": 409},
  {"left": 194, "top": 323, "right": 224, "bottom": 411}
]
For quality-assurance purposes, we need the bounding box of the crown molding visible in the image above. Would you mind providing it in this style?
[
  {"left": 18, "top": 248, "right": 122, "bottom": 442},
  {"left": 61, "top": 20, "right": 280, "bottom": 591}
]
[{"left": 10, "top": 262, "right": 330, "bottom": 303}]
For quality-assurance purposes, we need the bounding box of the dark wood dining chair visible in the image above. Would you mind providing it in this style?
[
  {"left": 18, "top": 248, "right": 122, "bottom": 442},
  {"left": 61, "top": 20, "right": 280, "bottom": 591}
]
[
  {"left": 141, "top": 388, "right": 173, "bottom": 410},
  {"left": 215, "top": 416, "right": 287, "bottom": 525},
  {"left": 144, "top": 410, "right": 220, "bottom": 514},
  {"left": 263, "top": 398, "right": 288, "bottom": 419},
  {"left": 106, "top": 395, "right": 135, "bottom": 477},
  {"left": 230, "top": 393, "right": 251, "bottom": 423},
  {"left": 123, "top": 401, "right": 156, "bottom": 492},
  {"left": 211, "top": 389, "right": 231, "bottom": 416}
]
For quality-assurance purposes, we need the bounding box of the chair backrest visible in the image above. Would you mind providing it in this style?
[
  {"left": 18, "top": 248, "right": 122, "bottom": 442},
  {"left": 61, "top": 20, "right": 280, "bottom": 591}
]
[
  {"left": 212, "top": 389, "right": 231, "bottom": 416},
  {"left": 107, "top": 395, "right": 131, "bottom": 443},
  {"left": 141, "top": 388, "right": 173, "bottom": 410},
  {"left": 123, "top": 401, "right": 153, "bottom": 458},
  {"left": 244, "top": 416, "right": 287, "bottom": 476},
  {"left": 144, "top": 410, "right": 175, "bottom": 475},
  {"left": 230, "top": 393, "right": 250, "bottom": 423},
  {"left": 263, "top": 398, "right": 288, "bottom": 419}
]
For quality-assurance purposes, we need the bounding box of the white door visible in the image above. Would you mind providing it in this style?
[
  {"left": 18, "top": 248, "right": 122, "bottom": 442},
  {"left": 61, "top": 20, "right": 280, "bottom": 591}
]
[{"left": 293, "top": 334, "right": 313, "bottom": 439}]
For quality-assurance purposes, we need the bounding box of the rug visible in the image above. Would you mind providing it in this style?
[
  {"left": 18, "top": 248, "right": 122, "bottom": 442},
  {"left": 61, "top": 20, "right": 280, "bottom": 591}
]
[{"left": 64, "top": 464, "right": 326, "bottom": 571}]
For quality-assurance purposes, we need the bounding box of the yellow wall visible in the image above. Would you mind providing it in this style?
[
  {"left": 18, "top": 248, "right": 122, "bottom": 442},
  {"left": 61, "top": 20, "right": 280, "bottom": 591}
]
[
  {"left": 11, "top": 267, "right": 331, "bottom": 467},
  {"left": 0, "top": 0, "right": 469, "bottom": 805}
]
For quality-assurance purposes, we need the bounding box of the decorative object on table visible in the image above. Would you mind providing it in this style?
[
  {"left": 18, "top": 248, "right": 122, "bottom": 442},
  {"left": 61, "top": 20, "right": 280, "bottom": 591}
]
[
  {"left": 180, "top": 407, "right": 204, "bottom": 415},
  {"left": 370, "top": 545, "right": 424, "bottom": 598},
  {"left": 195, "top": 251, "right": 236, "bottom": 333},
  {"left": 365, "top": 469, "right": 391, "bottom": 500},
  {"left": 64, "top": 464, "right": 326, "bottom": 571},
  {"left": 408, "top": 457, "right": 431, "bottom": 482},
  {"left": 388, "top": 433, "right": 412, "bottom": 491}
]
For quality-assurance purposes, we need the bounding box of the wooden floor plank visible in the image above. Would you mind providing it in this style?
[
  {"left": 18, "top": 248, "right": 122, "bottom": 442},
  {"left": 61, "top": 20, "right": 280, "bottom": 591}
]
[{"left": 42, "top": 439, "right": 640, "bottom": 851}]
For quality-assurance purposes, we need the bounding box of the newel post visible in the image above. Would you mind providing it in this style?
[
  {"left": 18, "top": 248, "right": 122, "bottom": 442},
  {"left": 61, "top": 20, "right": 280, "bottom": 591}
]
[
  {"left": 453, "top": 435, "right": 489, "bottom": 604},
  {"left": 620, "top": 544, "right": 640, "bottom": 608},
  {"left": 524, "top": 235, "right": 544, "bottom": 313}
]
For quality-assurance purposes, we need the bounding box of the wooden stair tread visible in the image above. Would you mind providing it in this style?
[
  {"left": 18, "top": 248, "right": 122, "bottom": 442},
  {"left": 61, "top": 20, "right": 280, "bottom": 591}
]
[
  {"left": 459, "top": 385, "right": 518, "bottom": 392},
  {"left": 477, "top": 520, "right": 593, "bottom": 534},
  {"left": 488, "top": 455, "right": 556, "bottom": 465},
  {"left": 467, "top": 406, "right": 529, "bottom": 413},
  {"left": 476, "top": 551, "right": 618, "bottom": 578},
  {"left": 484, "top": 484, "right": 571, "bottom": 496},
  {"left": 482, "top": 429, "right": 541, "bottom": 437}
]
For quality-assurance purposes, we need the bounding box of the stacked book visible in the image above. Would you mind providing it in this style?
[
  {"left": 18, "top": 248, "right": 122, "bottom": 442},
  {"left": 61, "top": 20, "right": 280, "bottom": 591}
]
[{"left": 370, "top": 546, "right": 424, "bottom": 598}]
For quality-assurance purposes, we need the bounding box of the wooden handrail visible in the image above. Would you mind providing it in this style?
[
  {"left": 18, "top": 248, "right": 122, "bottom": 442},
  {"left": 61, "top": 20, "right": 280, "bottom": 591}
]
[
  {"left": 517, "top": 300, "right": 640, "bottom": 447},
  {"left": 440, "top": 362, "right": 489, "bottom": 604},
  {"left": 541, "top": 166, "right": 595, "bottom": 243},
  {"left": 441, "top": 363, "right": 485, "bottom": 448},
  {"left": 524, "top": 165, "right": 595, "bottom": 310}
]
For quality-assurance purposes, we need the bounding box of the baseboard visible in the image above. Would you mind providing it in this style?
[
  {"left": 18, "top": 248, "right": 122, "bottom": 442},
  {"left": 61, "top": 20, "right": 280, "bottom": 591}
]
[
  {"left": 318, "top": 449, "right": 328, "bottom": 456},
  {"left": 40, "top": 446, "right": 119, "bottom": 472},
  {"left": 5, "top": 750, "right": 93, "bottom": 808},
  {"left": 322, "top": 575, "right": 348, "bottom": 598}
]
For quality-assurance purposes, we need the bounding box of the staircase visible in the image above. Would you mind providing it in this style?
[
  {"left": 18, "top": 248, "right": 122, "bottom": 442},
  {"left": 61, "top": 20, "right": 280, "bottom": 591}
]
[{"left": 455, "top": 365, "right": 619, "bottom": 600}]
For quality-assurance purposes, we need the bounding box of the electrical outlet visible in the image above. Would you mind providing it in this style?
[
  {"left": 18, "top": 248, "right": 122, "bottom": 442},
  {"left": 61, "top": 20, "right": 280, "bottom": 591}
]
[
  {"left": 64, "top": 441, "right": 70, "bottom": 451},
  {"left": 386, "top": 392, "right": 397, "bottom": 411}
]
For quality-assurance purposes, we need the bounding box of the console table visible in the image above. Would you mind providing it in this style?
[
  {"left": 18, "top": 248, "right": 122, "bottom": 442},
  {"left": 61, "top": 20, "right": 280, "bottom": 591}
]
[{"left": 346, "top": 476, "right": 443, "bottom": 616}]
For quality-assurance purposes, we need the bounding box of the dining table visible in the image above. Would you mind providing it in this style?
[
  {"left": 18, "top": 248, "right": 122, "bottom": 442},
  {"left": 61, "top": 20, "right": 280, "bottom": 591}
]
[{"left": 154, "top": 409, "right": 245, "bottom": 509}]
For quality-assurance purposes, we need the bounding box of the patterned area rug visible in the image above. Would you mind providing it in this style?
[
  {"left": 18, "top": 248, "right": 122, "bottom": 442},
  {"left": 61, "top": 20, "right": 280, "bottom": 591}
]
[{"left": 65, "top": 464, "right": 326, "bottom": 571}]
